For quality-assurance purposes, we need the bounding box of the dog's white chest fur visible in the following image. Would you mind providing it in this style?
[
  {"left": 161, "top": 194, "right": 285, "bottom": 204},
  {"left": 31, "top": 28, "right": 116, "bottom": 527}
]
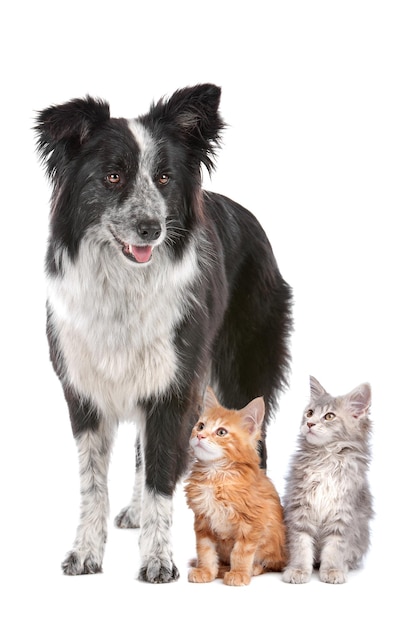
[{"left": 47, "top": 236, "right": 199, "bottom": 419}]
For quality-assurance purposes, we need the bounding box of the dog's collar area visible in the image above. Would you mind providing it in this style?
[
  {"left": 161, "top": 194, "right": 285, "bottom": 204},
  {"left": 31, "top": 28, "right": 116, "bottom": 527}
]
[{"left": 110, "top": 229, "right": 153, "bottom": 264}]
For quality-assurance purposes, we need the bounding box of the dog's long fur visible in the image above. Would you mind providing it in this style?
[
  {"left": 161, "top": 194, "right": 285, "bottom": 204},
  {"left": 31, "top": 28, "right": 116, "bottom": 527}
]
[{"left": 35, "top": 84, "right": 292, "bottom": 583}]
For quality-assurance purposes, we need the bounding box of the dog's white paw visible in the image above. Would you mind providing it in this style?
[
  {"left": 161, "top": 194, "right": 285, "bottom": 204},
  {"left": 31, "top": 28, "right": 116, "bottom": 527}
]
[
  {"left": 62, "top": 550, "right": 102, "bottom": 575},
  {"left": 138, "top": 557, "right": 180, "bottom": 583},
  {"left": 114, "top": 506, "right": 141, "bottom": 529}
]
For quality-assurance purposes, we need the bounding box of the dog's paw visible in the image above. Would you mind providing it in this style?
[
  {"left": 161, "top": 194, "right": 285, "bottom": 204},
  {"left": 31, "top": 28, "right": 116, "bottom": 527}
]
[
  {"left": 282, "top": 567, "right": 311, "bottom": 584},
  {"left": 62, "top": 551, "right": 102, "bottom": 576},
  {"left": 319, "top": 568, "right": 347, "bottom": 584},
  {"left": 138, "top": 557, "right": 180, "bottom": 584},
  {"left": 114, "top": 506, "right": 141, "bottom": 529}
]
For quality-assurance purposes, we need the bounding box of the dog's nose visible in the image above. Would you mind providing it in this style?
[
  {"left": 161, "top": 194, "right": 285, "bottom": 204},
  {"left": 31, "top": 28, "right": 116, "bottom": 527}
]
[{"left": 137, "top": 221, "right": 162, "bottom": 242}]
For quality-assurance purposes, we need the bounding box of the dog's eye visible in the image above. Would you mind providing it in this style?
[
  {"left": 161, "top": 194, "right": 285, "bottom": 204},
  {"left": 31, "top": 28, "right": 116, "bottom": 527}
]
[
  {"left": 158, "top": 173, "right": 170, "bottom": 186},
  {"left": 105, "top": 173, "right": 121, "bottom": 185}
]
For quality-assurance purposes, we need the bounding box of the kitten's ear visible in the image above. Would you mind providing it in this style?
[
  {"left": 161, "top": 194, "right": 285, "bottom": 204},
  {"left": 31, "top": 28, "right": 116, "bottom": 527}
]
[
  {"left": 346, "top": 383, "right": 372, "bottom": 419},
  {"left": 310, "top": 376, "right": 327, "bottom": 400},
  {"left": 203, "top": 387, "right": 219, "bottom": 412},
  {"left": 240, "top": 397, "right": 265, "bottom": 436}
]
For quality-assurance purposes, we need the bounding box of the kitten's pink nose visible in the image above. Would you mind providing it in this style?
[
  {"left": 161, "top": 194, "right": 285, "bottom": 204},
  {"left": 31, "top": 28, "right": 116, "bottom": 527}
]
[
  {"left": 307, "top": 422, "right": 315, "bottom": 429},
  {"left": 197, "top": 432, "right": 206, "bottom": 440}
]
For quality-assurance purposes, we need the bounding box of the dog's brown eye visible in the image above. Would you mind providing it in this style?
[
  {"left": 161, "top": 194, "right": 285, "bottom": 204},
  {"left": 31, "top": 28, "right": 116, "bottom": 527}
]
[
  {"left": 158, "top": 173, "right": 170, "bottom": 186},
  {"left": 106, "top": 173, "right": 121, "bottom": 184}
]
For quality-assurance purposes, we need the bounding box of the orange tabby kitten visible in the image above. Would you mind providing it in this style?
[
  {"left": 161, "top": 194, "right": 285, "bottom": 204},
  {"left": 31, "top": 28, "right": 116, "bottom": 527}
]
[{"left": 184, "top": 387, "right": 287, "bottom": 586}]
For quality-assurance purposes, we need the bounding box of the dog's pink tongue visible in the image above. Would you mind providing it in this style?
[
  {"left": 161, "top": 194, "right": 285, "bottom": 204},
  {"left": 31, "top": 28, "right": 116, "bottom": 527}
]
[{"left": 132, "top": 245, "right": 153, "bottom": 263}]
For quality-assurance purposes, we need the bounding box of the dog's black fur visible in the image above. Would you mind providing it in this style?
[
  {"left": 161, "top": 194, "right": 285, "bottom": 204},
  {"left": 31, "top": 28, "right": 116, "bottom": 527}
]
[{"left": 35, "top": 84, "right": 292, "bottom": 582}]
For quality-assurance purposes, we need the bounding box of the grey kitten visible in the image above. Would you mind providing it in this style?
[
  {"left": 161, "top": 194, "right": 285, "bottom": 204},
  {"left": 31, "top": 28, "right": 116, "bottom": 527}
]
[{"left": 282, "top": 376, "right": 373, "bottom": 584}]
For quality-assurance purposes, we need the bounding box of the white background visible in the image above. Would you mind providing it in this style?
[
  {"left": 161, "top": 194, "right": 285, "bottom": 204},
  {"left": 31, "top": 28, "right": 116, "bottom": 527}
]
[{"left": 1, "top": 1, "right": 415, "bottom": 624}]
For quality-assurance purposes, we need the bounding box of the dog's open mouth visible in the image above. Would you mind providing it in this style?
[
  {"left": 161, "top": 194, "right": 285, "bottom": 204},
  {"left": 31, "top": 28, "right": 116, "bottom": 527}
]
[{"left": 111, "top": 230, "right": 153, "bottom": 264}]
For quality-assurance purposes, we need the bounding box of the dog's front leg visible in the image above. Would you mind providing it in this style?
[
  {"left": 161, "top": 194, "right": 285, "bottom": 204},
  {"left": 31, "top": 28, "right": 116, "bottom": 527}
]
[
  {"left": 138, "top": 489, "right": 179, "bottom": 583},
  {"left": 138, "top": 397, "right": 195, "bottom": 583},
  {"left": 62, "top": 418, "right": 115, "bottom": 575}
]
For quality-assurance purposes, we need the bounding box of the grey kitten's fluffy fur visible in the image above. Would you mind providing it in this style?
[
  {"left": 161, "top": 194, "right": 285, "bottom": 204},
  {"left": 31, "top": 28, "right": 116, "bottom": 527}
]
[{"left": 282, "top": 376, "right": 373, "bottom": 584}]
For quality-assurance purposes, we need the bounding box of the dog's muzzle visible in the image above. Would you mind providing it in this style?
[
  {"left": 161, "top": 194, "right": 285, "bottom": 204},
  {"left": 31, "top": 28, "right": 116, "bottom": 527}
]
[{"left": 110, "top": 225, "right": 163, "bottom": 264}]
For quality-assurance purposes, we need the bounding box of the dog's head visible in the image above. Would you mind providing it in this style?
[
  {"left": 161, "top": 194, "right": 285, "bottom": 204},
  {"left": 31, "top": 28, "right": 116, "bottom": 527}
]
[{"left": 35, "top": 85, "right": 224, "bottom": 265}]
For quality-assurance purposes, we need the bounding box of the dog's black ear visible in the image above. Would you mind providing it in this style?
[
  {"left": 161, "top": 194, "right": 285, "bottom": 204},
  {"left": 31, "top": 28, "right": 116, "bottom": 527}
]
[
  {"left": 164, "top": 84, "right": 223, "bottom": 139},
  {"left": 34, "top": 96, "right": 110, "bottom": 180},
  {"left": 145, "top": 84, "right": 225, "bottom": 173}
]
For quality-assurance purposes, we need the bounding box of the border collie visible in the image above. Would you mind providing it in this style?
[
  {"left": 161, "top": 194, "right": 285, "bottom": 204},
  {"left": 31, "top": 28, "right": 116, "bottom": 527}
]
[{"left": 35, "top": 84, "right": 292, "bottom": 583}]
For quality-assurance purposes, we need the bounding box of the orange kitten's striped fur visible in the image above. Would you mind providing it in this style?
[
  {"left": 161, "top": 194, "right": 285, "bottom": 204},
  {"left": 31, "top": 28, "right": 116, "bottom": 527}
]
[{"left": 184, "top": 387, "right": 287, "bottom": 586}]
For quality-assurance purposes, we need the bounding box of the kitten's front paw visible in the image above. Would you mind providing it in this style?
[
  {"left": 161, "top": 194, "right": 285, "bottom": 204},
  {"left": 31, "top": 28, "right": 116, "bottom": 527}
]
[
  {"left": 319, "top": 568, "right": 347, "bottom": 584},
  {"left": 62, "top": 551, "right": 102, "bottom": 576},
  {"left": 223, "top": 571, "right": 251, "bottom": 586},
  {"left": 282, "top": 567, "right": 311, "bottom": 584},
  {"left": 139, "top": 557, "right": 179, "bottom": 583},
  {"left": 188, "top": 567, "right": 216, "bottom": 583},
  {"left": 114, "top": 506, "right": 140, "bottom": 529}
]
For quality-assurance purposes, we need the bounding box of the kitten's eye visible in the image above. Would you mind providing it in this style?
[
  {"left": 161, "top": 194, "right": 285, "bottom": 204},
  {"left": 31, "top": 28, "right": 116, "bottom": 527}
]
[
  {"left": 306, "top": 409, "right": 314, "bottom": 418},
  {"left": 216, "top": 428, "right": 228, "bottom": 437},
  {"left": 196, "top": 422, "right": 205, "bottom": 431},
  {"left": 158, "top": 173, "right": 170, "bottom": 186},
  {"left": 324, "top": 412, "right": 336, "bottom": 421},
  {"left": 105, "top": 172, "right": 122, "bottom": 185}
]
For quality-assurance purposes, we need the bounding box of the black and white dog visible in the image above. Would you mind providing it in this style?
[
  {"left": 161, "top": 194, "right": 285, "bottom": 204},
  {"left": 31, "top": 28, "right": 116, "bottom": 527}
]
[{"left": 35, "top": 84, "right": 292, "bottom": 583}]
